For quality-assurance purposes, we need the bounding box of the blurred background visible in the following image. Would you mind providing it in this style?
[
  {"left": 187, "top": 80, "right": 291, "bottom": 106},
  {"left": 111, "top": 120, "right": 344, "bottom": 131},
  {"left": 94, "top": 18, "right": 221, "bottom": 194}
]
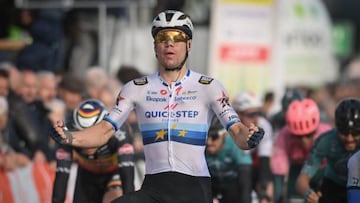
[{"left": 0, "top": 0, "right": 359, "bottom": 102}]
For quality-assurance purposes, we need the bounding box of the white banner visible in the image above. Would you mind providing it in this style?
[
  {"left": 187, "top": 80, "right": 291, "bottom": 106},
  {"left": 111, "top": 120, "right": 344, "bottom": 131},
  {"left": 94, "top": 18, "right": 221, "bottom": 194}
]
[
  {"left": 208, "top": 0, "right": 275, "bottom": 98},
  {"left": 273, "top": 0, "right": 337, "bottom": 89}
]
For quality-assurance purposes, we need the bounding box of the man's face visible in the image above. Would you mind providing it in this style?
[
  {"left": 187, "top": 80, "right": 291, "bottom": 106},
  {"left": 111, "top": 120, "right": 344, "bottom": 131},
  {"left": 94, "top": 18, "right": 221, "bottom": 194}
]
[
  {"left": 154, "top": 29, "right": 191, "bottom": 70},
  {"left": 0, "top": 76, "right": 9, "bottom": 97},
  {"left": 206, "top": 133, "right": 225, "bottom": 154},
  {"left": 291, "top": 132, "right": 315, "bottom": 151},
  {"left": 338, "top": 131, "right": 360, "bottom": 151},
  {"left": 20, "top": 71, "right": 38, "bottom": 103},
  {"left": 236, "top": 107, "right": 261, "bottom": 126}
]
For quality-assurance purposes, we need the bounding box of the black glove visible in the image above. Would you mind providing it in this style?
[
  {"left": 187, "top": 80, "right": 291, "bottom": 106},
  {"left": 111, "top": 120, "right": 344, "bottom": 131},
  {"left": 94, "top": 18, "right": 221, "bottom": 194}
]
[
  {"left": 247, "top": 127, "right": 264, "bottom": 148},
  {"left": 49, "top": 125, "right": 73, "bottom": 145}
]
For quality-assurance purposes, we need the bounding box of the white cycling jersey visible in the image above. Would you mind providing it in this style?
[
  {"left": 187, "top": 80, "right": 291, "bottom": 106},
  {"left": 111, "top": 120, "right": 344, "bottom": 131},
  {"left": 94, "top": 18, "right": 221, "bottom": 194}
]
[{"left": 104, "top": 69, "right": 240, "bottom": 177}]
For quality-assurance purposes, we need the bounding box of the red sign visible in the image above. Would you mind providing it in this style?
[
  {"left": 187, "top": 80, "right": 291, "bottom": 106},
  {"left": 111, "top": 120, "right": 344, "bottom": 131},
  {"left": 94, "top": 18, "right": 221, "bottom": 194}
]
[{"left": 219, "top": 44, "right": 269, "bottom": 62}]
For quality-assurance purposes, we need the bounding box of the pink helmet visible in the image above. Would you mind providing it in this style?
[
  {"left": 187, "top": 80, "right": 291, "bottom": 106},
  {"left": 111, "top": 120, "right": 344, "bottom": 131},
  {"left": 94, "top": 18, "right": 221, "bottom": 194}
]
[{"left": 286, "top": 98, "right": 320, "bottom": 136}]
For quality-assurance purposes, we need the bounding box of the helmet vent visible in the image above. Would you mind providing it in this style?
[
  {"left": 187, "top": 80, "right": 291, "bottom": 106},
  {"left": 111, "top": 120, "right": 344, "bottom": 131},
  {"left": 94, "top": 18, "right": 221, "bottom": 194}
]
[{"left": 165, "top": 12, "right": 174, "bottom": 22}]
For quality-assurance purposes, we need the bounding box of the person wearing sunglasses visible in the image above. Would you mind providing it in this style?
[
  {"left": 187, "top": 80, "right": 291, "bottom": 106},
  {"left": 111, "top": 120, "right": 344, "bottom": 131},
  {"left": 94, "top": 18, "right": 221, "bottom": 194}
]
[
  {"left": 296, "top": 98, "right": 360, "bottom": 203},
  {"left": 50, "top": 10, "right": 265, "bottom": 203},
  {"left": 271, "top": 98, "right": 332, "bottom": 203},
  {"left": 232, "top": 92, "right": 274, "bottom": 203},
  {"left": 205, "top": 117, "right": 253, "bottom": 203}
]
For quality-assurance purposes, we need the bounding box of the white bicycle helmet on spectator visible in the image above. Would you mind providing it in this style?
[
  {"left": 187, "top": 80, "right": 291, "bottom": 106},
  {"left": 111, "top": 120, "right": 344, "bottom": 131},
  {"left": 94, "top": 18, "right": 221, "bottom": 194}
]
[
  {"left": 232, "top": 92, "right": 262, "bottom": 111},
  {"left": 151, "top": 10, "right": 194, "bottom": 39}
]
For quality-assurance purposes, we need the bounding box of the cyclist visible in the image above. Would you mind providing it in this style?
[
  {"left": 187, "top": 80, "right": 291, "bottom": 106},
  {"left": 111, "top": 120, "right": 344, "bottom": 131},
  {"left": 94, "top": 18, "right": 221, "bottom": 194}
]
[
  {"left": 347, "top": 150, "right": 360, "bottom": 203},
  {"left": 205, "top": 117, "right": 253, "bottom": 203},
  {"left": 232, "top": 91, "right": 274, "bottom": 203},
  {"left": 50, "top": 10, "right": 264, "bottom": 203},
  {"left": 270, "top": 89, "right": 304, "bottom": 136},
  {"left": 52, "top": 99, "right": 135, "bottom": 203},
  {"left": 272, "top": 98, "right": 332, "bottom": 202},
  {"left": 296, "top": 98, "right": 360, "bottom": 203}
]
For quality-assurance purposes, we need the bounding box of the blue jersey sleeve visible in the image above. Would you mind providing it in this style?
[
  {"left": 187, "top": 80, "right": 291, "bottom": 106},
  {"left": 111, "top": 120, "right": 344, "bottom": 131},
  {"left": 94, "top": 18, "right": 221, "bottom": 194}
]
[{"left": 348, "top": 189, "right": 360, "bottom": 203}]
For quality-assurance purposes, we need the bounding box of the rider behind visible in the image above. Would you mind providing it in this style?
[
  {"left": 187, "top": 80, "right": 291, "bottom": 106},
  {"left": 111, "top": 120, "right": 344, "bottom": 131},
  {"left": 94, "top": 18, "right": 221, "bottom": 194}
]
[
  {"left": 271, "top": 98, "right": 332, "bottom": 202},
  {"left": 296, "top": 98, "right": 360, "bottom": 203},
  {"left": 52, "top": 99, "right": 135, "bottom": 203}
]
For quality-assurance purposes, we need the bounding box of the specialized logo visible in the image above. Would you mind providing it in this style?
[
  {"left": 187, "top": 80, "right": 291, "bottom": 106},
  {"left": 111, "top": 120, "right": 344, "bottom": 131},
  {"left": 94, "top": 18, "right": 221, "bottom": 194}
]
[
  {"left": 198, "top": 76, "right": 213, "bottom": 84},
  {"left": 133, "top": 77, "right": 148, "bottom": 85}
]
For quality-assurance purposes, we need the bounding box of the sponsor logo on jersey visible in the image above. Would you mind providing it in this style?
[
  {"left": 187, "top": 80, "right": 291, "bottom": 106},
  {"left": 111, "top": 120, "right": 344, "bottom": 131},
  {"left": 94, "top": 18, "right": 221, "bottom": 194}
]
[
  {"left": 160, "top": 89, "right": 167, "bottom": 95},
  {"left": 56, "top": 148, "right": 71, "bottom": 160},
  {"left": 181, "top": 90, "right": 197, "bottom": 95},
  {"left": 118, "top": 144, "right": 134, "bottom": 155},
  {"left": 147, "top": 90, "right": 158, "bottom": 95},
  {"left": 216, "top": 91, "right": 230, "bottom": 108},
  {"left": 146, "top": 96, "right": 167, "bottom": 102},
  {"left": 174, "top": 95, "right": 197, "bottom": 102},
  {"left": 133, "top": 77, "right": 148, "bottom": 85},
  {"left": 145, "top": 110, "right": 199, "bottom": 118},
  {"left": 198, "top": 76, "right": 214, "bottom": 84}
]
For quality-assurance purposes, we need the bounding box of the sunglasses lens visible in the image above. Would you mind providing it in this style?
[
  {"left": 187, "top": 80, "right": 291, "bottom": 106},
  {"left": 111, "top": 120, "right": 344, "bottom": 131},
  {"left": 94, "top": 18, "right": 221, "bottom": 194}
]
[
  {"left": 208, "top": 133, "right": 220, "bottom": 141},
  {"left": 338, "top": 128, "right": 360, "bottom": 137},
  {"left": 155, "top": 30, "right": 188, "bottom": 43}
]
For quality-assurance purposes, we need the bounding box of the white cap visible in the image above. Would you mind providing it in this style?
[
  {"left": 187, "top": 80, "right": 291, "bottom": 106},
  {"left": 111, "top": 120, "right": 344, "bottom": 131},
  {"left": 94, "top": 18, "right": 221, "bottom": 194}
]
[{"left": 232, "top": 92, "right": 262, "bottom": 111}]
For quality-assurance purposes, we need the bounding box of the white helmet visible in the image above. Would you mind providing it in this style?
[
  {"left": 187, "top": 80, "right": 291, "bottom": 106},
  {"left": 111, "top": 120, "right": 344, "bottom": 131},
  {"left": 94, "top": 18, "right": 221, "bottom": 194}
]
[
  {"left": 151, "top": 10, "right": 194, "bottom": 39},
  {"left": 73, "top": 99, "right": 107, "bottom": 130},
  {"left": 232, "top": 92, "right": 262, "bottom": 111}
]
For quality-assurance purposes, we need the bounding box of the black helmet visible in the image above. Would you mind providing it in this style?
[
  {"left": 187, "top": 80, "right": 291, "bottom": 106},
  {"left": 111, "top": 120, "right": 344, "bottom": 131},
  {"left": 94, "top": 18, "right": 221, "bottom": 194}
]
[
  {"left": 281, "top": 89, "right": 304, "bottom": 112},
  {"left": 208, "top": 117, "right": 225, "bottom": 139},
  {"left": 151, "top": 10, "right": 194, "bottom": 39},
  {"left": 335, "top": 98, "right": 360, "bottom": 135}
]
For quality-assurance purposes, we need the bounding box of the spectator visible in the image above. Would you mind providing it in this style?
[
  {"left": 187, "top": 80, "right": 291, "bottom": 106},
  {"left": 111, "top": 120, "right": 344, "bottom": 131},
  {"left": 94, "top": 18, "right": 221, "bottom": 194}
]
[
  {"left": 37, "top": 70, "right": 58, "bottom": 107},
  {"left": 57, "top": 73, "right": 86, "bottom": 123},
  {"left": 16, "top": 8, "right": 64, "bottom": 72},
  {"left": 85, "top": 66, "right": 108, "bottom": 99},
  {"left": 206, "top": 117, "right": 253, "bottom": 203},
  {"left": 232, "top": 91, "right": 274, "bottom": 203},
  {"left": 116, "top": 65, "right": 143, "bottom": 85}
]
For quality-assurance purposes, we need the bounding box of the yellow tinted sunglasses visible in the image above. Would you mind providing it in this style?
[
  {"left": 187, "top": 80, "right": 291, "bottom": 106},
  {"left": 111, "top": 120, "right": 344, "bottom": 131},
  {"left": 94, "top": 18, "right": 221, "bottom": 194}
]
[{"left": 154, "top": 30, "right": 189, "bottom": 44}]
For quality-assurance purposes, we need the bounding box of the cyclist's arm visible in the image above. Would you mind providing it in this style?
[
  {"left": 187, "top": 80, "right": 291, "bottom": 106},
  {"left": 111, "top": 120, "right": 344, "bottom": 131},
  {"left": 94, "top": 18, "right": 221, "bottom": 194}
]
[
  {"left": 54, "top": 120, "right": 116, "bottom": 148},
  {"left": 296, "top": 136, "right": 326, "bottom": 202},
  {"left": 228, "top": 122, "right": 251, "bottom": 149},
  {"left": 117, "top": 142, "right": 135, "bottom": 194},
  {"left": 52, "top": 145, "right": 73, "bottom": 203}
]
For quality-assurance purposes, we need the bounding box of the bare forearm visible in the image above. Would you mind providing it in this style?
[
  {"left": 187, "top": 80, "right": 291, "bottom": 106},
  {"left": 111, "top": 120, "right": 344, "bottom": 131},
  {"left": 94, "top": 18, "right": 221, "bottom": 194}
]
[
  {"left": 296, "top": 173, "right": 311, "bottom": 196},
  {"left": 71, "top": 121, "right": 115, "bottom": 148},
  {"left": 229, "top": 122, "right": 250, "bottom": 150}
]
